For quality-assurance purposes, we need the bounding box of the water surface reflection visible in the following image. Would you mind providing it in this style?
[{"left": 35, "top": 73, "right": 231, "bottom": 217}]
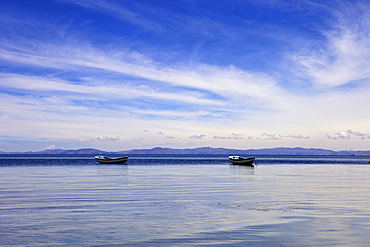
[{"left": 1, "top": 160, "right": 370, "bottom": 246}]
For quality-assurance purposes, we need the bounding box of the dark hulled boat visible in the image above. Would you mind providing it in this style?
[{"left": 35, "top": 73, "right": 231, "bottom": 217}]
[
  {"left": 229, "top": 156, "right": 255, "bottom": 166},
  {"left": 95, "top": 156, "right": 129, "bottom": 164}
]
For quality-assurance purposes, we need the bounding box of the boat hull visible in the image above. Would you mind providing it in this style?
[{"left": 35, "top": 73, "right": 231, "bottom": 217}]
[
  {"left": 95, "top": 156, "right": 129, "bottom": 164},
  {"left": 229, "top": 157, "right": 255, "bottom": 166}
]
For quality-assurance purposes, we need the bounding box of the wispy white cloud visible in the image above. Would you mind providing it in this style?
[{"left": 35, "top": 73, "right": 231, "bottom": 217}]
[
  {"left": 0, "top": 45, "right": 280, "bottom": 104},
  {"left": 327, "top": 131, "right": 350, "bottom": 140},
  {"left": 0, "top": 73, "right": 223, "bottom": 110},
  {"left": 0, "top": 41, "right": 291, "bottom": 127},
  {"left": 258, "top": 133, "right": 310, "bottom": 141},
  {"left": 279, "top": 134, "right": 310, "bottom": 139},
  {"left": 189, "top": 134, "right": 207, "bottom": 139},
  {"left": 45, "top": 145, "right": 56, "bottom": 150},
  {"left": 328, "top": 129, "right": 370, "bottom": 140},
  {"left": 259, "top": 133, "right": 282, "bottom": 141},
  {"left": 213, "top": 133, "right": 245, "bottom": 140},
  {"left": 346, "top": 129, "right": 369, "bottom": 138},
  {"left": 60, "top": 0, "right": 161, "bottom": 32},
  {"left": 294, "top": 2, "right": 370, "bottom": 88},
  {"left": 75, "top": 138, "right": 93, "bottom": 142},
  {"left": 96, "top": 136, "right": 120, "bottom": 142}
]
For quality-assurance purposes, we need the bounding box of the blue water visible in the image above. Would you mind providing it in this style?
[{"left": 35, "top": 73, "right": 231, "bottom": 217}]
[
  {"left": 1, "top": 155, "right": 370, "bottom": 246},
  {"left": 0, "top": 154, "right": 369, "bottom": 166}
]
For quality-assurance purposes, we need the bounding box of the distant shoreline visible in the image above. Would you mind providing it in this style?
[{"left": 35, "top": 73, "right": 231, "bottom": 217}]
[{"left": 1, "top": 147, "right": 370, "bottom": 156}]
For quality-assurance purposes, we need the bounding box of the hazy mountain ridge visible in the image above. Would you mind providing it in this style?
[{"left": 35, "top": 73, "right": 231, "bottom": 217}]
[{"left": 2, "top": 147, "right": 370, "bottom": 155}]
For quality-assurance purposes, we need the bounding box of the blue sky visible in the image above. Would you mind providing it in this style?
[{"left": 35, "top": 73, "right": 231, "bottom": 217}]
[{"left": 1, "top": 0, "right": 370, "bottom": 152}]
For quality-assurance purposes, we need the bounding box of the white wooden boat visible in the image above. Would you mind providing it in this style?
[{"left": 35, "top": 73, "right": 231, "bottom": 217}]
[
  {"left": 229, "top": 156, "right": 255, "bottom": 166},
  {"left": 95, "top": 156, "right": 129, "bottom": 164}
]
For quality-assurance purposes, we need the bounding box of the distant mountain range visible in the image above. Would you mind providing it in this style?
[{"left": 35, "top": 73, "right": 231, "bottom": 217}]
[{"left": 2, "top": 147, "right": 370, "bottom": 155}]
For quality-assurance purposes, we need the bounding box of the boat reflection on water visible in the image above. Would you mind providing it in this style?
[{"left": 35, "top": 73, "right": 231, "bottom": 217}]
[{"left": 230, "top": 164, "right": 255, "bottom": 177}]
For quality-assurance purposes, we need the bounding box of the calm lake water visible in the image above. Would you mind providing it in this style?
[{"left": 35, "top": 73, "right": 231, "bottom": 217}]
[{"left": 1, "top": 155, "right": 370, "bottom": 246}]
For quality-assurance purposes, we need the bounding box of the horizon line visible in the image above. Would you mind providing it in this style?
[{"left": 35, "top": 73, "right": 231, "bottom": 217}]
[{"left": 2, "top": 146, "right": 370, "bottom": 154}]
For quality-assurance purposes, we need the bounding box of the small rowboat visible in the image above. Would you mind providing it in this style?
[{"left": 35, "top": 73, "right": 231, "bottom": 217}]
[
  {"left": 229, "top": 156, "right": 255, "bottom": 166},
  {"left": 94, "top": 156, "right": 129, "bottom": 164}
]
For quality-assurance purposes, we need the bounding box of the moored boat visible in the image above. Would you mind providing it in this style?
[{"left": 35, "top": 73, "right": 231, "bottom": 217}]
[
  {"left": 229, "top": 156, "right": 255, "bottom": 166},
  {"left": 95, "top": 156, "right": 129, "bottom": 164}
]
